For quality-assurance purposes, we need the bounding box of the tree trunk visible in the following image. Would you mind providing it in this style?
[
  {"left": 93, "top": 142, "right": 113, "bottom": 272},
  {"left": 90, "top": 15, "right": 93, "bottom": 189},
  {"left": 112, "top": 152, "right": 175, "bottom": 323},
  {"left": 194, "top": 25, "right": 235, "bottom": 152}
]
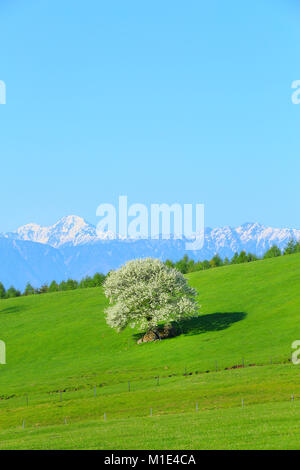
[{"left": 149, "top": 327, "right": 161, "bottom": 341}]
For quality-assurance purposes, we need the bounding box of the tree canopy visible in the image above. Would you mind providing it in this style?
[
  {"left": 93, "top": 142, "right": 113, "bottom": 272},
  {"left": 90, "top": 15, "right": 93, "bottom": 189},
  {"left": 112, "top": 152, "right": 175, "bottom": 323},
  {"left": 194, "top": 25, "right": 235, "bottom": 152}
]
[{"left": 103, "top": 258, "right": 199, "bottom": 334}]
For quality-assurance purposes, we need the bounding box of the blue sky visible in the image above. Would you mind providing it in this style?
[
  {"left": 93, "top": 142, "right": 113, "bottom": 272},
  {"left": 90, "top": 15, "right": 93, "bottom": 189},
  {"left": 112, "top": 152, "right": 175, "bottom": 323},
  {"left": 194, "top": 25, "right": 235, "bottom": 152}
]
[{"left": 0, "top": 0, "right": 300, "bottom": 232}]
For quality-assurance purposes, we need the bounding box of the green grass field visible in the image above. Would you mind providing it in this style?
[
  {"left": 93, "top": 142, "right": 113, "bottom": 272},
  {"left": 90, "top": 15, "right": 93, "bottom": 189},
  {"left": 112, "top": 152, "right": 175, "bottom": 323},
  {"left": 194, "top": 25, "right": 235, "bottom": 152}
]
[{"left": 1, "top": 253, "right": 300, "bottom": 449}]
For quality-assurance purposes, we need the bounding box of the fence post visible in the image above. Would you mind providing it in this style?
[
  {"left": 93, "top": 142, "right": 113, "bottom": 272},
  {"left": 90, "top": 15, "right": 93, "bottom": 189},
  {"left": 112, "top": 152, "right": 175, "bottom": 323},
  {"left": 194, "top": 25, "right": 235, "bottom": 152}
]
[
  {"left": 128, "top": 381, "right": 130, "bottom": 392},
  {"left": 22, "top": 420, "right": 25, "bottom": 429},
  {"left": 196, "top": 402, "right": 198, "bottom": 412},
  {"left": 94, "top": 385, "right": 97, "bottom": 397},
  {"left": 157, "top": 376, "right": 159, "bottom": 386}
]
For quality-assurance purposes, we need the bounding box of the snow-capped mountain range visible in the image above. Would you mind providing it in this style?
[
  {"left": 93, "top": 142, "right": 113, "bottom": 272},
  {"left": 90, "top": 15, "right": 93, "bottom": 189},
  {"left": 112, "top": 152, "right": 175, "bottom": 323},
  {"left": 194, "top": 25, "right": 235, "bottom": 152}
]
[
  {"left": 14, "top": 215, "right": 99, "bottom": 247},
  {"left": 1, "top": 215, "right": 299, "bottom": 290}
]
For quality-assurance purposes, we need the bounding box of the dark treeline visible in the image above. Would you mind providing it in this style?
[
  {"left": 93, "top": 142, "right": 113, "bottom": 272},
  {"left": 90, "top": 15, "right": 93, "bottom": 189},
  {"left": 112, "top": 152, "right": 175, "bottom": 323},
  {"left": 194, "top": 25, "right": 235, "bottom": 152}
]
[
  {"left": 0, "top": 272, "right": 106, "bottom": 300},
  {"left": 164, "top": 238, "right": 300, "bottom": 274},
  {"left": 1, "top": 238, "right": 300, "bottom": 300}
]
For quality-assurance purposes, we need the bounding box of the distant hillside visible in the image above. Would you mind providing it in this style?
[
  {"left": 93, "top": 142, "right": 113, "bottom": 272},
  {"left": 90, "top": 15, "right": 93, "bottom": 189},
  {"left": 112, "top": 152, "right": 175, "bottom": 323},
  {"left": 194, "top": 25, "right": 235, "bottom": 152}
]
[{"left": 1, "top": 252, "right": 300, "bottom": 395}]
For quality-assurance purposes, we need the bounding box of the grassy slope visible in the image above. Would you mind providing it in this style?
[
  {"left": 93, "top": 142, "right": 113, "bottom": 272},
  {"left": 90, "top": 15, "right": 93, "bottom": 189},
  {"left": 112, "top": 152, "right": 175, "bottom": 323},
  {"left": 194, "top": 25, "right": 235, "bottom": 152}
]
[
  {"left": 1, "top": 253, "right": 300, "bottom": 449},
  {"left": 2, "top": 401, "right": 300, "bottom": 450}
]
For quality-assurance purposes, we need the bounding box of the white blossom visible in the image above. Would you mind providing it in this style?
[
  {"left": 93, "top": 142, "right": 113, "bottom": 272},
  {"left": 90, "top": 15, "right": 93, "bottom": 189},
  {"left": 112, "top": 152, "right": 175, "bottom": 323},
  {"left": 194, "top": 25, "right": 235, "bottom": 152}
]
[{"left": 103, "top": 258, "right": 200, "bottom": 333}]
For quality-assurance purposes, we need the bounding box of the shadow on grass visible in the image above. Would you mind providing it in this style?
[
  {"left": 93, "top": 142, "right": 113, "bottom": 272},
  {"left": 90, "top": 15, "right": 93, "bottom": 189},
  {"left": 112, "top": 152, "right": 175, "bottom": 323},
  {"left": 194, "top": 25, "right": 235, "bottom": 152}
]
[
  {"left": 0, "top": 306, "right": 27, "bottom": 315},
  {"left": 133, "top": 312, "right": 247, "bottom": 342},
  {"left": 178, "top": 311, "right": 247, "bottom": 336}
]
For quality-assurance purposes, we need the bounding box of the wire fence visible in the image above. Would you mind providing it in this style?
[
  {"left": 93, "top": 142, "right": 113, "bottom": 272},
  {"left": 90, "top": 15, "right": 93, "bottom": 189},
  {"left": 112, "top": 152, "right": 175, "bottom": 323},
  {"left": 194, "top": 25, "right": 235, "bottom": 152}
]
[
  {"left": 0, "top": 353, "right": 295, "bottom": 419},
  {"left": 14, "top": 391, "right": 300, "bottom": 432}
]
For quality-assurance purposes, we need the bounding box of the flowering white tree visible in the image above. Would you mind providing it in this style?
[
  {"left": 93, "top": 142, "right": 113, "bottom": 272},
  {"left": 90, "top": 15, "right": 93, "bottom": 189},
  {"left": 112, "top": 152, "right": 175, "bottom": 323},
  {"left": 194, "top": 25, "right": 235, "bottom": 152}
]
[{"left": 103, "top": 258, "right": 199, "bottom": 336}]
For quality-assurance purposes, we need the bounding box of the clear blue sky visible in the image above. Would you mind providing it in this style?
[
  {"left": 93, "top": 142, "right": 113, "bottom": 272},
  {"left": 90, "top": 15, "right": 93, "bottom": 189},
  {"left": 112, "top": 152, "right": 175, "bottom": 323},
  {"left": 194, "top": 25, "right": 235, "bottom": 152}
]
[{"left": 0, "top": 0, "right": 300, "bottom": 232}]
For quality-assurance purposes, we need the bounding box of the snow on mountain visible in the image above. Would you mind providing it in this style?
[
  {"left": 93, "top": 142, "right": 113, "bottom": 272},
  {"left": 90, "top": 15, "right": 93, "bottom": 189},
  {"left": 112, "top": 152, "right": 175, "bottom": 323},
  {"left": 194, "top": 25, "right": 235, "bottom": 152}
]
[
  {"left": 15, "top": 216, "right": 97, "bottom": 248},
  {"left": 232, "top": 222, "right": 300, "bottom": 256},
  {"left": 6, "top": 217, "right": 300, "bottom": 255},
  {"left": 1, "top": 216, "right": 300, "bottom": 290}
]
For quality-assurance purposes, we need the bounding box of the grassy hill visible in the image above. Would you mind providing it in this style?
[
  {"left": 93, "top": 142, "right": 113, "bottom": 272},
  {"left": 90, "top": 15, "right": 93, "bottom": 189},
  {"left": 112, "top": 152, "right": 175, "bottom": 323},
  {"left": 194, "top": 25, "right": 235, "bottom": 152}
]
[{"left": 1, "top": 253, "right": 300, "bottom": 449}]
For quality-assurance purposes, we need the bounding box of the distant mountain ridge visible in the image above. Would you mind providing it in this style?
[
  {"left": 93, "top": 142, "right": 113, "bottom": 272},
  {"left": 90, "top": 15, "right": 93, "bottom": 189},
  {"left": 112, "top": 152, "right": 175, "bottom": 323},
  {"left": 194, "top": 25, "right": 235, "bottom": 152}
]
[
  {"left": 1, "top": 216, "right": 300, "bottom": 290},
  {"left": 12, "top": 215, "right": 98, "bottom": 247}
]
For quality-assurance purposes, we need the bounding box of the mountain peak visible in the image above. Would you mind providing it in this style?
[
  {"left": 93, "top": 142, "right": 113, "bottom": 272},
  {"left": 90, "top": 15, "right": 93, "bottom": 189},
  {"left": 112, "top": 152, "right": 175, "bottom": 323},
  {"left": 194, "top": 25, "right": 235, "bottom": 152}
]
[
  {"left": 15, "top": 215, "right": 96, "bottom": 248},
  {"left": 237, "top": 222, "right": 263, "bottom": 229},
  {"left": 2, "top": 217, "right": 300, "bottom": 289},
  {"left": 53, "top": 215, "right": 91, "bottom": 232},
  {"left": 56, "top": 215, "right": 88, "bottom": 226},
  {"left": 7, "top": 217, "right": 300, "bottom": 252}
]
